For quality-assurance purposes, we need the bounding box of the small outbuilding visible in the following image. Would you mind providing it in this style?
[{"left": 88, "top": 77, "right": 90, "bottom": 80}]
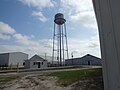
[
  {"left": 24, "top": 55, "right": 47, "bottom": 69},
  {"left": 65, "top": 54, "right": 102, "bottom": 66}
]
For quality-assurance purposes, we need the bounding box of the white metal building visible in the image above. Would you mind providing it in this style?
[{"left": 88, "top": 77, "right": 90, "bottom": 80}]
[
  {"left": 65, "top": 54, "right": 102, "bottom": 66},
  {"left": 93, "top": 0, "right": 120, "bottom": 90},
  {"left": 24, "top": 55, "right": 47, "bottom": 69},
  {"left": 0, "top": 52, "right": 28, "bottom": 67}
]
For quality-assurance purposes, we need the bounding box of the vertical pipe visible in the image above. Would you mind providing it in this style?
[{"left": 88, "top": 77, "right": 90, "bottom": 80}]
[
  {"left": 64, "top": 23, "right": 69, "bottom": 59},
  {"left": 59, "top": 25, "right": 62, "bottom": 66},
  {"left": 62, "top": 25, "right": 65, "bottom": 65},
  {"left": 52, "top": 23, "right": 56, "bottom": 65},
  {"left": 57, "top": 25, "right": 60, "bottom": 65},
  {"left": 45, "top": 53, "right": 46, "bottom": 60}
]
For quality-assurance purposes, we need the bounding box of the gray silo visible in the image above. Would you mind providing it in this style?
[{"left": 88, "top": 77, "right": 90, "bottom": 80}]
[{"left": 52, "top": 13, "right": 69, "bottom": 66}]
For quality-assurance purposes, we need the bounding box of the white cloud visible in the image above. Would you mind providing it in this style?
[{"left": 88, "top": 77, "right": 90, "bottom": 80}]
[
  {"left": 18, "top": 0, "right": 55, "bottom": 9},
  {"left": 0, "top": 39, "right": 53, "bottom": 58},
  {"left": 38, "top": 39, "right": 53, "bottom": 48},
  {"left": 13, "top": 33, "right": 30, "bottom": 45},
  {"left": 0, "top": 31, "right": 101, "bottom": 58},
  {"left": 0, "top": 35, "right": 101, "bottom": 58},
  {"left": 70, "top": 11, "right": 97, "bottom": 29},
  {"left": 32, "top": 11, "right": 47, "bottom": 22},
  {"left": 18, "top": 0, "right": 56, "bottom": 23},
  {"left": 60, "top": 0, "right": 92, "bottom": 14},
  {"left": 0, "top": 33, "right": 11, "bottom": 40},
  {"left": 12, "top": 33, "right": 53, "bottom": 56},
  {"left": 0, "top": 21, "right": 53, "bottom": 57},
  {"left": 68, "top": 35, "right": 101, "bottom": 58},
  {"left": 13, "top": 33, "right": 42, "bottom": 47},
  {"left": 0, "top": 22, "right": 16, "bottom": 34},
  {"left": 0, "top": 21, "right": 16, "bottom": 40},
  {"left": 0, "top": 45, "right": 34, "bottom": 58},
  {"left": 59, "top": 0, "right": 97, "bottom": 29}
]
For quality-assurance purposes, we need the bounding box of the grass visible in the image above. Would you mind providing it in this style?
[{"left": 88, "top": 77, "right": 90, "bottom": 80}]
[
  {"left": 0, "top": 76, "right": 20, "bottom": 89},
  {"left": 49, "top": 68, "right": 102, "bottom": 86}
]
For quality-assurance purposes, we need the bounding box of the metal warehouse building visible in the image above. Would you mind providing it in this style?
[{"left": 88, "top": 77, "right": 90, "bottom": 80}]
[
  {"left": 0, "top": 52, "right": 28, "bottom": 67},
  {"left": 65, "top": 54, "right": 102, "bottom": 66}
]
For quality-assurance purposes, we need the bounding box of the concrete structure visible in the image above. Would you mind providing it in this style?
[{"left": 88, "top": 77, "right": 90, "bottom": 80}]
[
  {"left": 93, "top": 0, "right": 120, "bottom": 90},
  {"left": 0, "top": 52, "right": 28, "bottom": 67},
  {"left": 65, "top": 54, "right": 102, "bottom": 66},
  {"left": 24, "top": 55, "right": 47, "bottom": 69}
]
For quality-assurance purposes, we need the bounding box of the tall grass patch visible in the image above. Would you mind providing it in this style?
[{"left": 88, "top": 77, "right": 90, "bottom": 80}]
[{"left": 49, "top": 68, "right": 102, "bottom": 86}]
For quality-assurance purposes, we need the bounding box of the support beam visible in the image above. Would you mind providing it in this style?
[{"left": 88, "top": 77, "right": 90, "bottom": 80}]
[{"left": 93, "top": 0, "right": 120, "bottom": 90}]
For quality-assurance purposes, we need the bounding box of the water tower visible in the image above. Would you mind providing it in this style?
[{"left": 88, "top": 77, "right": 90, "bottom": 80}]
[{"left": 52, "top": 13, "right": 69, "bottom": 66}]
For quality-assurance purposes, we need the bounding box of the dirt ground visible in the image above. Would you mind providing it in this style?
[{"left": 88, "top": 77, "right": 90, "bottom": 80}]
[
  {"left": 3, "top": 74, "right": 103, "bottom": 90},
  {"left": 3, "top": 74, "right": 71, "bottom": 90}
]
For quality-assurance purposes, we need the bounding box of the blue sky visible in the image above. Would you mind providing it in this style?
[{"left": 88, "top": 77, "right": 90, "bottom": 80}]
[{"left": 0, "top": 0, "right": 101, "bottom": 58}]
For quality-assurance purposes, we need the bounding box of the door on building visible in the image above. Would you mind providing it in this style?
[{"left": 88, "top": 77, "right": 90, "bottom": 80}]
[
  {"left": 38, "top": 62, "right": 41, "bottom": 68},
  {"left": 88, "top": 61, "right": 91, "bottom": 65}
]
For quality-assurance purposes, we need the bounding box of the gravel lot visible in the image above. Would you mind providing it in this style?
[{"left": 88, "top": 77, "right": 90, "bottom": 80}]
[
  {"left": 3, "top": 74, "right": 103, "bottom": 90},
  {"left": 3, "top": 74, "right": 71, "bottom": 90}
]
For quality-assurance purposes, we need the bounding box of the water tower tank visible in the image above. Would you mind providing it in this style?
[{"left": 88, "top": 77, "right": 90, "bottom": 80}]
[{"left": 54, "top": 13, "right": 66, "bottom": 25}]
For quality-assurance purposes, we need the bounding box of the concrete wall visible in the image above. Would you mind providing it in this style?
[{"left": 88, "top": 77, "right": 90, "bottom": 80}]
[
  {"left": 93, "top": 0, "right": 120, "bottom": 90},
  {"left": 9, "top": 52, "right": 28, "bottom": 66},
  {"left": 0, "top": 53, "right": 9, "bottom": 66}
]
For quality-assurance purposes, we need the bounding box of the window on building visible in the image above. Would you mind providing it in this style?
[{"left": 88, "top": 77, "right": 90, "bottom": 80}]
[
  {"left": 33, "top": 62, "right": 35, "bottom": 65},
  {"left": 23, "top": 62, "right": 25, "bottom": 65},
  {"left": 42, "top": 62, "right": 43, "bottom": 65},
  {"left": 33, "top": 62, "right": 39, "bottom": 65}
]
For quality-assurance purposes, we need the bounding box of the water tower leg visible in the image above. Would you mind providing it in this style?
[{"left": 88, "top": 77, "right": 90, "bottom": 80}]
[{"left": 93, "top": 0, "right": 120, "bottom": 90}]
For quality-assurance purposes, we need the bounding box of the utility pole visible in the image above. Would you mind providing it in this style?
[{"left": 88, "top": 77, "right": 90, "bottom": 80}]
[
  {"left": 45, "top": 53, "right": 46, "bottom": 60},
  {"left": 71, "top": 52, "right": 73, "bottom": 65}
]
